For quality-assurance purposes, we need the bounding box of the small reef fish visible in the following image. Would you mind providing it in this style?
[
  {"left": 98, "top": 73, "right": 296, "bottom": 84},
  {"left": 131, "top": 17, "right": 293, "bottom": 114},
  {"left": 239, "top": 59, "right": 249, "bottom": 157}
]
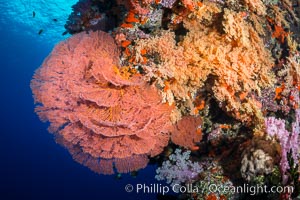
[
  {"left": 53, "top": 19, "right": 58, "bottom": 22},
  {"left": 163, "top": 146, "right": 173, "bottom": 157},
  {"left": 62, "top": 30, "right": 68, "bottom": 36},
  {"left": 38, "top": 29, "right": 43, "bottom": 35},
  {"left": 114, "top": 173, "right": 122, "bottom": 180},
  {"left": 130, "top": 171, "right": 138, "bottom": 178},
  {"left": 32, "top": 11, "right": 35, "bottom": 18}
]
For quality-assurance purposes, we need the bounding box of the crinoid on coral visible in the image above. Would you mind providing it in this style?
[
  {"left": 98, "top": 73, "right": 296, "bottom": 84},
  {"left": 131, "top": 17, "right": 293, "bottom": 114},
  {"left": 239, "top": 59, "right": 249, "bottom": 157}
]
[{"left": 31, "top": 30, "right": 174, "bottom": 174}]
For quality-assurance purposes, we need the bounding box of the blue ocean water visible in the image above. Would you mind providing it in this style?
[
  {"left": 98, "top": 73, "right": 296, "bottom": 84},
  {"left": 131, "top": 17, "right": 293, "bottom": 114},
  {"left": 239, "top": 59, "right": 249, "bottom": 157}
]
[{"left": 0, "top": 1, "right": 167, "bottom": 199}]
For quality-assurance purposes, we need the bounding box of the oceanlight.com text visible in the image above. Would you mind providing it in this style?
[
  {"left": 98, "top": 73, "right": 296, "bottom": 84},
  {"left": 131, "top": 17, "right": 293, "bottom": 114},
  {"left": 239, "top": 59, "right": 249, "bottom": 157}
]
[{"left": 124, "top": 183, "right": 294, "bottom": 196}]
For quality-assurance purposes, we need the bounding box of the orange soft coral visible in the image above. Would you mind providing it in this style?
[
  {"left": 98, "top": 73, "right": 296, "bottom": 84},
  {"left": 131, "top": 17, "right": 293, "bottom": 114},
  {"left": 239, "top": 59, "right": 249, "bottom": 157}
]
[{"left": 133, "top": 4, "right": 275, "bottom": 126}]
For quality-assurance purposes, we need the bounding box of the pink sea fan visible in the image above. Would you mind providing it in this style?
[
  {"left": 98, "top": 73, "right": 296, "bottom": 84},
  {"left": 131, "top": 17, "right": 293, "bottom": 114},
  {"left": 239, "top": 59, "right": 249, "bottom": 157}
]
[{"left": 31, "top": 30, "right": 173, "bottom": 174}]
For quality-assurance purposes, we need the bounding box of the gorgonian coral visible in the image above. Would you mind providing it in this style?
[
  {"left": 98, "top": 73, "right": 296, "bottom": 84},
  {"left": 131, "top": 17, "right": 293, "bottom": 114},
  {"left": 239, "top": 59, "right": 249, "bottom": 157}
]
[
  {"left": 31, "top": 30, "right": 174, "bottom": 174},
  {"left": 171, "top": 116, "right": 203, "bottom": 150}
]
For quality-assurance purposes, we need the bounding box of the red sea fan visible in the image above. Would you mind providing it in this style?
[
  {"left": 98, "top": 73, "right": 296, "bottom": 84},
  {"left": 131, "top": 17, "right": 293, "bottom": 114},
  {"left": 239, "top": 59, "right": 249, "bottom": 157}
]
[
  {"left": 171, "top": 116, "right": 203, "bottom": 150},
  {"left": 31, "top": 30, "right": 173, "bottom": 174},
  {"left": 57, "top": 136, "right": 149, "bottom": 174}
]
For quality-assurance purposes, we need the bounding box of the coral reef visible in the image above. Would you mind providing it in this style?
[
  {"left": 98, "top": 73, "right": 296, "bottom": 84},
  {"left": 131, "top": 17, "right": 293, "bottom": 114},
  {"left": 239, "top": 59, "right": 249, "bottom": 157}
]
[
  {"left": 64, "top": 0, "right": 122, "bottom": 34},
  {"left": 31, "top": 0, "right": 300, "bottom": 199},
  {"left": 121, "top": 0, "right": 278, "bottom": 130}
]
